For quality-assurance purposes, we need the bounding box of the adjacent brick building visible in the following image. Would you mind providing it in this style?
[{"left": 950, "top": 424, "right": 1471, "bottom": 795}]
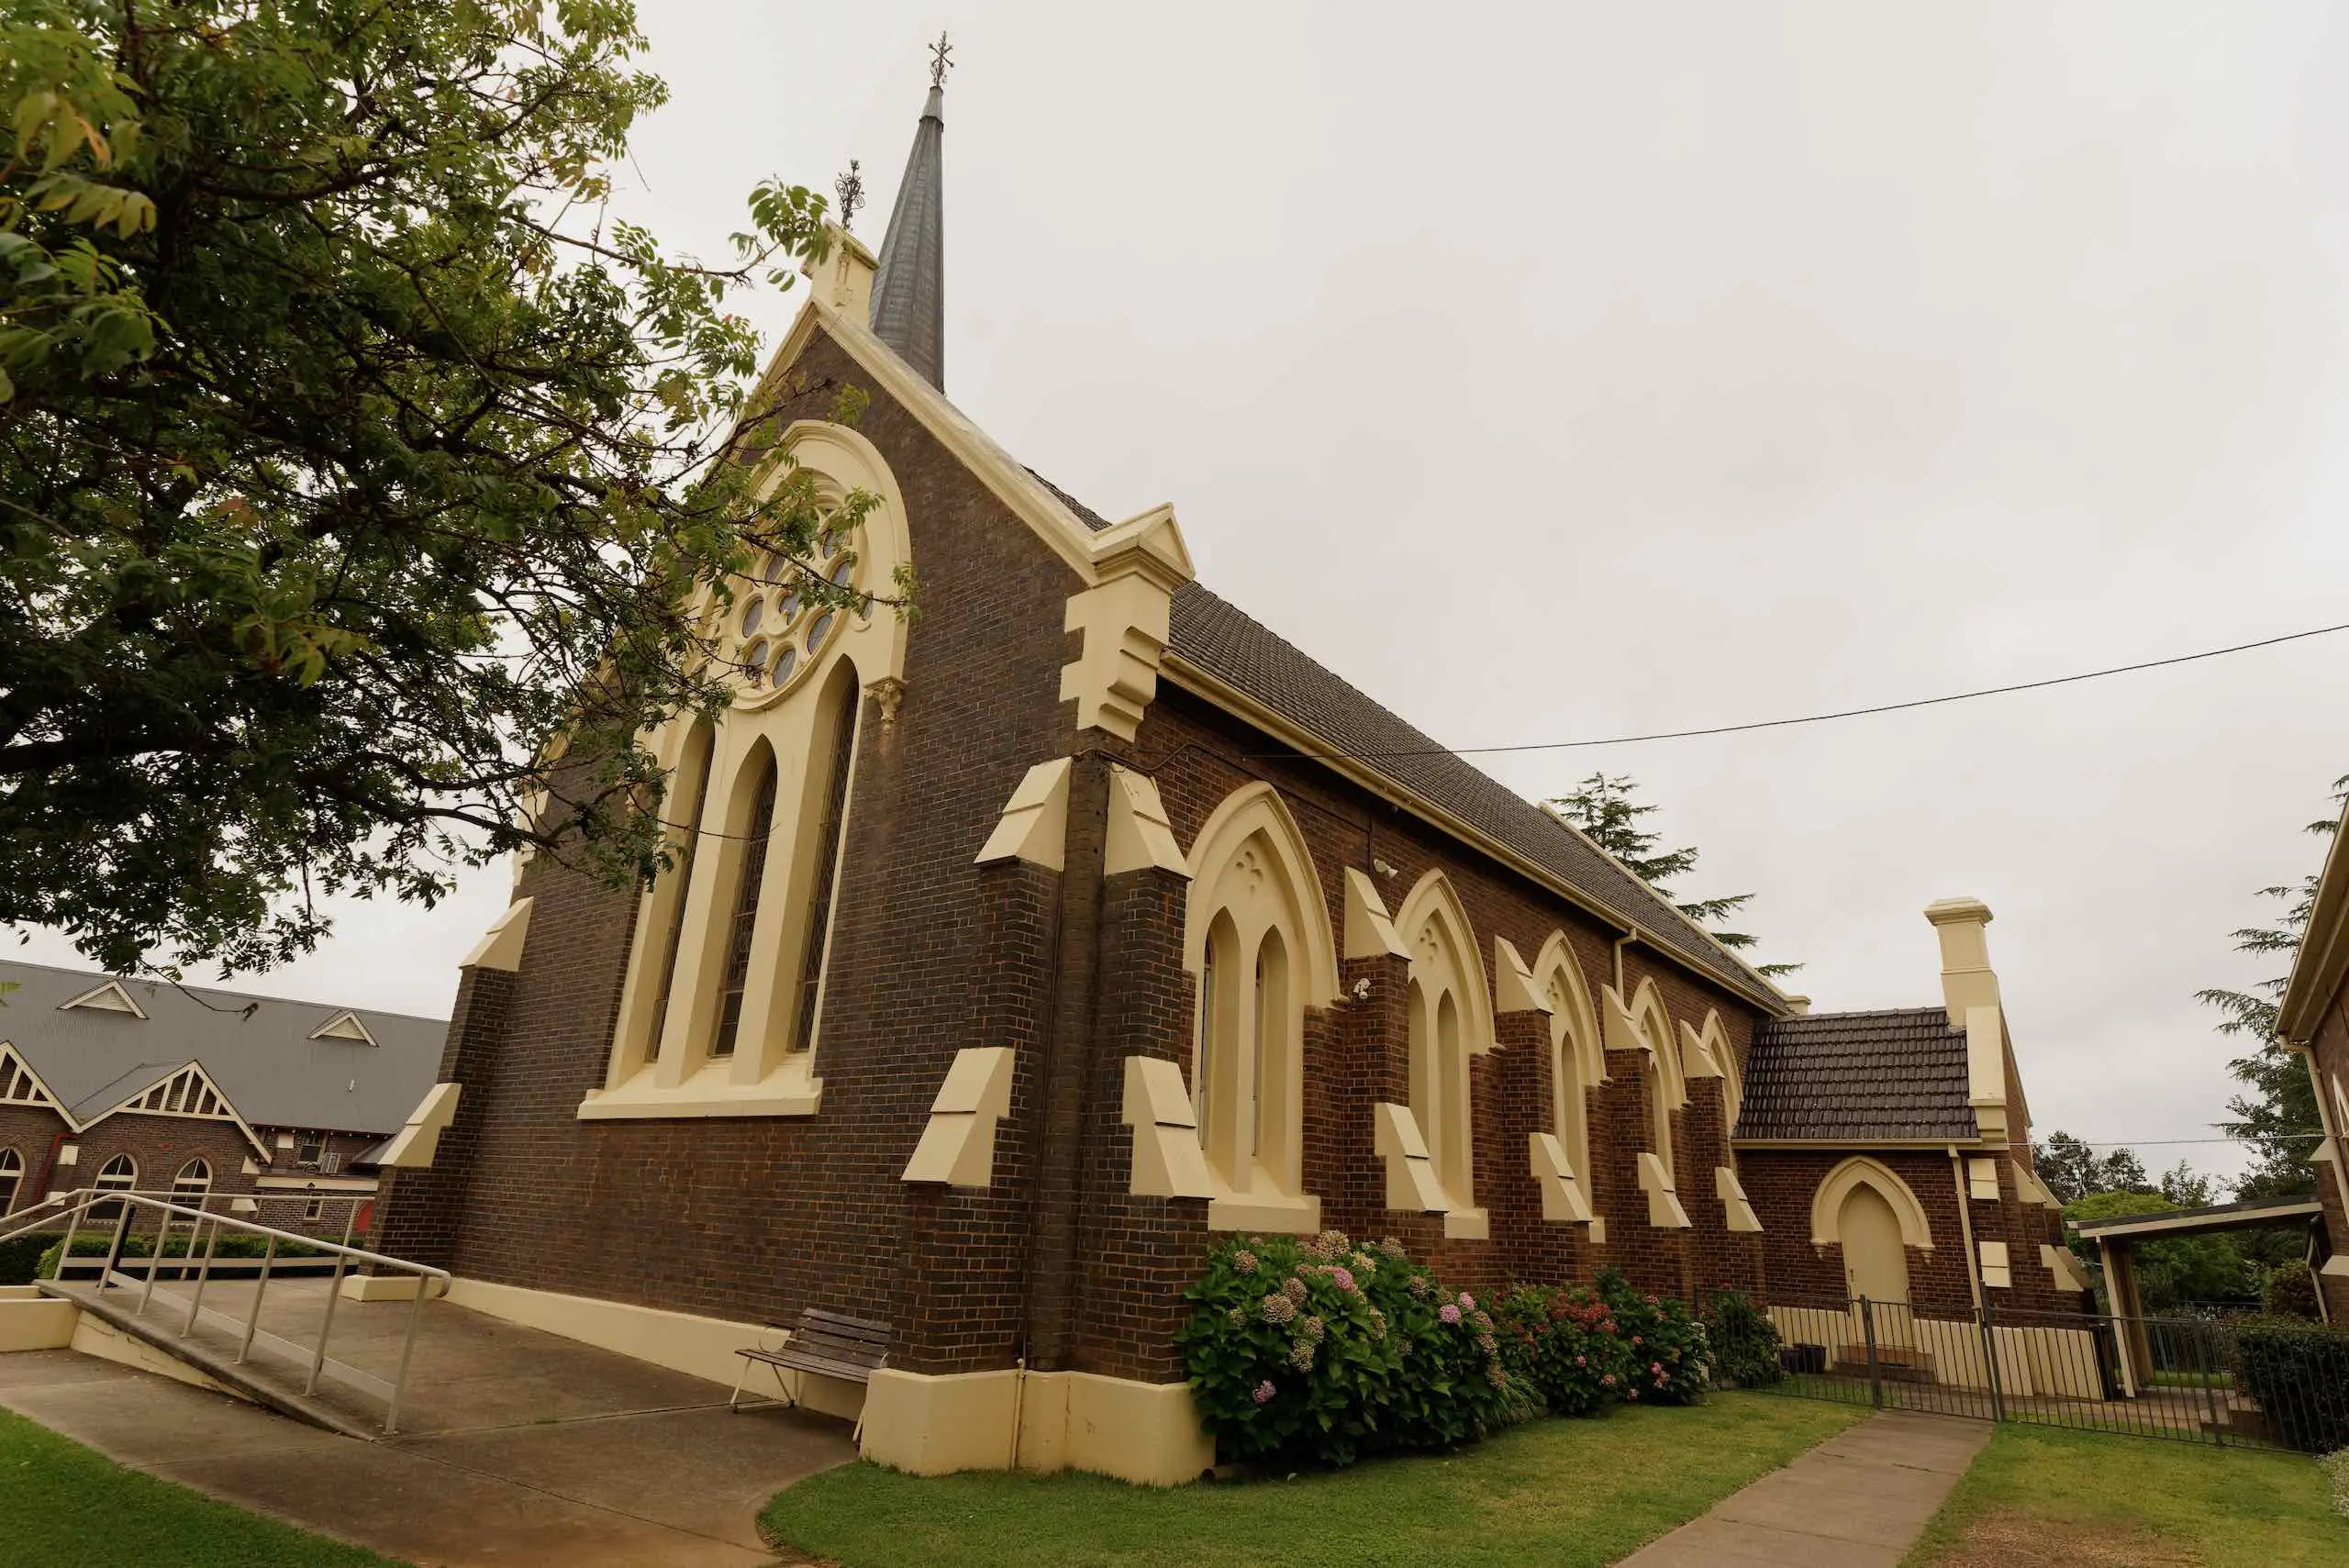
[
  {"left": 0, "top": 962, "right": 444, "bottom": 1240},
  {"left": 371, "top": 72, "right": 2087, "bottom": 1483}
]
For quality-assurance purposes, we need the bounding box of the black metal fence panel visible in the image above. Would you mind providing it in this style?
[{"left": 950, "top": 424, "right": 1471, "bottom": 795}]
[{"left": 1705, "top": 1292, "right": 2316, "bottom": 1451}]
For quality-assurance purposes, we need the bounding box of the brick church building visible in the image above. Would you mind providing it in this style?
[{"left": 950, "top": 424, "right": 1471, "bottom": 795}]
[{"left": 373, "top": 66, "right": 2087, "bottom": 1483}]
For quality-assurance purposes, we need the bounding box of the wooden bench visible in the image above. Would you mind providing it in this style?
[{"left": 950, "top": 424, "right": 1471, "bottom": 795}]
[{"left": 731, "top": 1308, "right": 890, "bottom": 1438}]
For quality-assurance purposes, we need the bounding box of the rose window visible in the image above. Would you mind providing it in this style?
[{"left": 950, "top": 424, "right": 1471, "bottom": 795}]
[{"left": 733, "top": 525, "right": 862, "bottom": 698}]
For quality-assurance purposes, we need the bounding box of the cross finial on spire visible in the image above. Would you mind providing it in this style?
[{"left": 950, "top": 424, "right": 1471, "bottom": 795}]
[
  {"left": 834, "top": 160, "right": 864, "bottom": 232},
  {"left": 929, "top": 31, "right": 953, "bottom": 91}
]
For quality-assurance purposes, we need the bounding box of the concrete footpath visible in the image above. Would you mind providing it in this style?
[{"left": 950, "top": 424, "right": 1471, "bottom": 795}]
[
  {"left": 0, "top": 1346, "right": 855, "bottom": 1566},
  {"left": 1620, "top": 1408, "right": 1990, "bottom": 1567}
]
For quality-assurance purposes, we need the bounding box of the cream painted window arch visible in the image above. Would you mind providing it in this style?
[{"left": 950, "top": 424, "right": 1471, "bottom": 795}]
[
  {"left": 1395, "top": 872, "right": 1495, "bottom": 1240},
  {"left": 1533, "top": 933, "right": 1605, "bottom": 1223},
  {"left": 1183, "top": 784, "right": 1340, "bottom": 1232},
  {"left": 585, "top": 421, "right": 910, "bottom": 1123},
  {"left": 1625, "top": 978, "right": 1692, "bottom": 1229},
  {"left": 173, "top": 1159, "right": 212, "bottom": 1205},
  {"left": 0, "top": 1148, "right": 20, "bottom": 1216}
]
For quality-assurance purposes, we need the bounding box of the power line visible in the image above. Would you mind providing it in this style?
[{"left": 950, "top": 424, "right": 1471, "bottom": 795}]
[{"left": 1255, "top": 619, "right": 2349, "bottom": 762}]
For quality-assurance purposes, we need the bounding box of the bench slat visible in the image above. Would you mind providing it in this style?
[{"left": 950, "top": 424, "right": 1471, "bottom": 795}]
[{"left": 737, "top": 1307, "right": 891, "bottom": 1390}]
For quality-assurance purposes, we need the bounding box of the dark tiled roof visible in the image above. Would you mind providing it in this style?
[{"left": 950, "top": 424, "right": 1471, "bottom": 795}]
[
  {"left": 1736, "top": 1007, "right": 1976, "bottom": 1141},
  {"left": 1027, "top": 473, "right": 1785, "bottom": 1010}
]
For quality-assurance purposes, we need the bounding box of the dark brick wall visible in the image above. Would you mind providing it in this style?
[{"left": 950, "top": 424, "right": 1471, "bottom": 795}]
[
  {"left": 0, "top": 1099, "right": 373, "bottom": 1241},
  {"left": 1141, "top": 684, "right": 1772, "bottom": 1303}
]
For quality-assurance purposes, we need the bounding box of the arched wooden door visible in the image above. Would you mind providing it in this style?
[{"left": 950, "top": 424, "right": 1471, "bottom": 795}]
[{"left": 1839, "top": 1182, "right": 1915, "bottom": 1347}]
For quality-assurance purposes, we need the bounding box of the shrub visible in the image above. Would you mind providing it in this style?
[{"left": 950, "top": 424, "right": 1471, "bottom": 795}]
[
  {"left": 2232, "top": 1317, "right": 2349, "bottom": 1453},
  {"left": 1702, "top": 1289, "right": 1784, "bottom": 1389},
  {"left": 1493, "top": 1283, "right": 1633, "bottom": 1417},
  {"left": 1362, "top": 1246, "right": 1516, "bottom": 1451},
  {"left": 0, "top": 1234, "right": 61, "bottom": 1286},
  {"left": 2263, "top": 1264, "right": 2322, "bottom": 1323},
  {"left": 1175, "top": 1230, "right": 1406, "bottom": 1467},
  {"left": 1596, "top": 1268, "right": 1710, "bottom": 1406},
  {"left": 34, "top": 1230, "right": 326, "bottom": 1278}
]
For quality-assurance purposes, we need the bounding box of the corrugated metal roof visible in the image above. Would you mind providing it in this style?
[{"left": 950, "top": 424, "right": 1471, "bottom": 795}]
[
  {"left": 0, "top": 961, "right": 445, "bottom": 1137},
  {"left": 1024, "top": 471, "right": 1785, "bottom": 1010},
  {"left": 1736, "top": 1006, "right": 1976, "bottom": 1141}
]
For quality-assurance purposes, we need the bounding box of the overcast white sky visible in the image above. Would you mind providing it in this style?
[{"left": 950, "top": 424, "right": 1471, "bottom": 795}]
[{"left": 17, "top": 2, "right": 2349, "bottom": 1184}]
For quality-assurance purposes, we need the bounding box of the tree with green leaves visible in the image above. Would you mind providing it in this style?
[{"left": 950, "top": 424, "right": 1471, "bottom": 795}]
[
  {"left": 1546, "top": 772, "right": 1800, "bottom": 978},
  {"left": 3, "top": 0, "right": 877, "bottom": 975},
  {"left": 2033, "top": 1130, "right": 2151, "bottom": 1205},
  {"left": 2195, "top": 776, "right": 2345, "bottom": 1201}
]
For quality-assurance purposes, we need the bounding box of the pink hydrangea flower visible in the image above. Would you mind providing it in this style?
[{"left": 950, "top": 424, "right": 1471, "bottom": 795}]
[
  {"left": 1252, "top": 1380, "right": 1275, "bottom": 1404},
  {"left": 1329, "top": 1266, "right": 1357, "bottom": 1293},
  {"left": 1232, "top": 1251, "right": 1259, "bottom": 1275},
  {"left": 1575, "top": 1355, "right": 1586, "bottom": 1367},
  {"left": 1601, "top": 1373, "right": 1618, "bottom": 1387},
  {"left": 1440, "top": 1304, "right": 1462, "bottom": 1325},
  {"left": 1651, "top": 1362, "right": 1664, "bottom": 1374},
  {"left": 1458, "top": 1293, "right": 1476, "bottom": 1312}
]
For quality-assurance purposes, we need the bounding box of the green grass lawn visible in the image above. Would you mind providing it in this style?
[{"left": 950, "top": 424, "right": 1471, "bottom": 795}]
[
  {"left": 0, "top": 1407, "right": 403, "bottom": 1568},
  {"left": 1906, "top": 1424, "right": 2345, "bottom": 1567},
  {"left": 763, "top": 1393, "right": 1863, "bottom": 1568}
]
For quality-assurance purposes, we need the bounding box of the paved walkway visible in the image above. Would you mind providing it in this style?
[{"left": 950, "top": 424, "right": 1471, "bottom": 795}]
[
  {"left": 1620, "top": 1408, "right": 1989, "bottom": 1566},
  {"left": 0, "top": 1292, "right": 857, "bottom": 1566}
]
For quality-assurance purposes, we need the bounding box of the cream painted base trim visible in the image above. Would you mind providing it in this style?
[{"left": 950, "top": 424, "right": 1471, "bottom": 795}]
[
  {"left": 1207, "top": 1191, "right": 1321, "bottom": 1235},
  {"left": 339, "top": 1273, "right": 445, "bottom": 1303},
  {"left": 1442, "top": 1207, "right": 1490, "bottom": 1241},
  {"left": 443, "top": 1276, "right": 863, "bottom": 1420},
  {"left": 0, "top": 1294, "right": 78, "bottom": 1351},
  {"left": 578, "top": 1058, "right": 822, "bottom": 1121},
  {"left": 69, "top": 1313, "right": 250, "bottom": 1398},
  {"left": 861, "top": 1366, "right": 1211, "bottom": 1487}
]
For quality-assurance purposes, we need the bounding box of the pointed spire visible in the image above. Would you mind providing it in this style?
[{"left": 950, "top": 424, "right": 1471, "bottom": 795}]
[{"left": 869, "top": 36, "right": 950, "bottom": 389}]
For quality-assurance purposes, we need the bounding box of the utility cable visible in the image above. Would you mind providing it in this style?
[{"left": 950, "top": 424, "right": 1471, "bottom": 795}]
[{"left": 1252, "top": 619, "right": 2349, "bottom": 762}]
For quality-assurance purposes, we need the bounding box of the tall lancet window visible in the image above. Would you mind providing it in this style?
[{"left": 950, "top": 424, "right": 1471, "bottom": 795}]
[
  {"left": 788, "top": 679, "right": 861, "bottom": 1059},
  {"left": 1181, "top": 784, "right": 1339, "bottom": 1234},
  {"left": 581, "top": 373, "right": 907, "bottom": 1121},
  {"left": 1395, "top": 870, "right": 1493, "bottom": 1240},
  {"left": 710, "top": 755, "right": 779, "bottom": 1059}
]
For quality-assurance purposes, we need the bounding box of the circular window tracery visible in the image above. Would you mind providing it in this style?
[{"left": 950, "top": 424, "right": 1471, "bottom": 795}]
[{"left": 728, "top": 513, "right": 864, "bottom": 700}]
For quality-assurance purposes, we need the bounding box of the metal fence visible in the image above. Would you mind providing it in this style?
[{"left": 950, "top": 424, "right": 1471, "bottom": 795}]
[{"left": 1706, "top": 1294, "right": 2345, "bottom": 1452}]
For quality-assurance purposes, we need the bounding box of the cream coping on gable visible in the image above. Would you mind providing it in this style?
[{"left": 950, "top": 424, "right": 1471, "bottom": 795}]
[{"left": 1811, "top": 1155, "right": 1937, "bottom": 1251}]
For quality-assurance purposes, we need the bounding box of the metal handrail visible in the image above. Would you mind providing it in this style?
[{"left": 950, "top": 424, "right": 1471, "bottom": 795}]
[{"left": 0, "top": 1186, "right": 447, "bottom": 1434}]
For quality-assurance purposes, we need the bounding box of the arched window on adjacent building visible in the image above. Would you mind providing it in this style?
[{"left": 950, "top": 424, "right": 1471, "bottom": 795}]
[
  {"left": 1183, "top": 784, "right": 1340, "bottom": 1232},
  {"left": 0, "top": 1148, "right": 20, "bottom": 1217},
  {"left": 1395, "top": 872, "right": 1494, "bottom": 1240},
  {"left": 173, "top": 1159, "right": 212, "bottom": 1207},
  {"left": 93, "top": 1153, "right": 137, "bottom": 1221}
]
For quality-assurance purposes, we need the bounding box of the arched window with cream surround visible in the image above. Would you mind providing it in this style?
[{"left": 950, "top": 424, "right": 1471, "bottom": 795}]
[
  {"left": 1183, "top": 784, "right": 1340, "bottom": 1232},
  {"left": 1626, "top": 978, "right": 1692, "bottom": 1229},
  {"left": 1532, "top": 933, "right": 1604, "bottom": 1225},
  {"left": 0, "top": 1148, "right": 20, "bottom": 1217},
  {"left": 584, "top": 420, "right": 911, "bottom": 1122},
  {"left": 1394, "top": 871, "right": 1494, "bottom": 1240}
]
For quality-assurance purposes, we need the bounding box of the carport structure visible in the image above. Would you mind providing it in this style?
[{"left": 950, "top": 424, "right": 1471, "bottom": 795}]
[{"left": 2073, "top": 1193, "right": 2330, "bottom": 1396}]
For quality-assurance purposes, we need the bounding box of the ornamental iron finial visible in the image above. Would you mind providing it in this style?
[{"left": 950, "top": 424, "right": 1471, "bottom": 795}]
[
  {"left": 929, "top": 31, "right": 953, "bottom": 92},
  {"left": 834, "top": 160, "right": 864, "bottom": 232}
]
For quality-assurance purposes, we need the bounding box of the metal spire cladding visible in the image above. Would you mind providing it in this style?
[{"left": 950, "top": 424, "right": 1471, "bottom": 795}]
[{"left": 869, "top": 36, "right": 950, "bottom": 389}]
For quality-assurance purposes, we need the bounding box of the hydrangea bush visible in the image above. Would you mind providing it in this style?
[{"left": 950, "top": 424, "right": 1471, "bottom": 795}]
[
  {"left": 1493, "top": 1283, "right": 1634, "bottom": 1417},
  {"left": 1181, "top": 1235, "right": 1719, "bottom": 1468},
  {"left": 1174, "top": 1230, "right": 1406, "bottom": 1466},
  {"left": 1597, "top": 1267, "right": 1712, "bottom": 1406}
]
